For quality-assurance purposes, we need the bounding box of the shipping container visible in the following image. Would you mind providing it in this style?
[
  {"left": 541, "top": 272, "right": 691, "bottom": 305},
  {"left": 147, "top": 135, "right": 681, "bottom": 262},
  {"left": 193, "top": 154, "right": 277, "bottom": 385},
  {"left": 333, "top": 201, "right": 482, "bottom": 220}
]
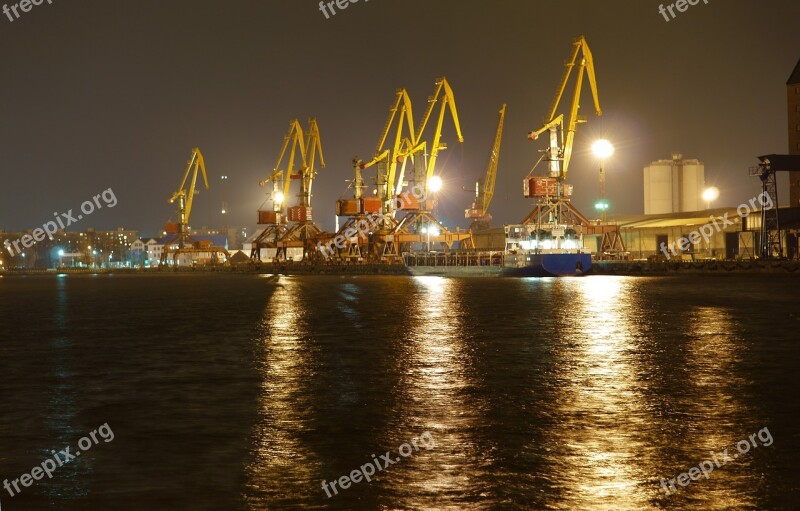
[
  {"left": 361, "top": 196, "right": 382, "bottom": 213},
  {"left": 257, "top": 210, "right": 280, "bottom": 225},
  {"left": 288, "top": 206, "right": 313, "bottom": 222},
  {"left": 396, "top": 193, "right": 420, "bottom": 210},
  {"left": 523, "top": 177, "right": 558, "bottom": 198},
  {"left": 164, "top": 221, "right": 180, "bottom": 233},
  {"left": 335, "top": 199, "right": 360, "bottom": 216}
]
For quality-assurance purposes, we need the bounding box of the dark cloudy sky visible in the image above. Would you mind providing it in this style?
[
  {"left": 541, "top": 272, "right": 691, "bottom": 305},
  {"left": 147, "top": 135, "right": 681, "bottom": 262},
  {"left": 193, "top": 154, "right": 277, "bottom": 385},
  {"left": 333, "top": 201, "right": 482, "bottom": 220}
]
[{"left": 1, "top": 0, "right": 799, "bottom": 234}]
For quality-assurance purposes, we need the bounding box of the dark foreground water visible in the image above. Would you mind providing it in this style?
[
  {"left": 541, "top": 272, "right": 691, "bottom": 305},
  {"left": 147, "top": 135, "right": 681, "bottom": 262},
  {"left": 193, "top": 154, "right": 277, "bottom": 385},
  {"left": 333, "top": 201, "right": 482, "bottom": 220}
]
[{"left": 0, "top": 274, "right": 799, "bottom": 510}]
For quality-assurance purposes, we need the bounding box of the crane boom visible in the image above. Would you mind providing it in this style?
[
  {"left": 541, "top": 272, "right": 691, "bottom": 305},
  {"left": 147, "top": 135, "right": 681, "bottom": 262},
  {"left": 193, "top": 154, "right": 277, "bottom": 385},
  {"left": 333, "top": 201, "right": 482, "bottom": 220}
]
[
  {"left": 168, "top": 147, "right": 209, "bottom": 229},
  {"left": 260, "top": 119, "right": 307, "bottom": 213},
  {"left": 412, "top": 77, "right": 464, "bottom": 195},
  {"left": 480, "top": 104, "right": 506, "bottom": 213},
  {"left": 356, "top": 88, "right": 416, "bottom": 213},
  {"left": 528, "top": 36, "right": 601, "bottom": 181},
  {"left": 301, "top": 117, "right": 325, "bottom": 207}
]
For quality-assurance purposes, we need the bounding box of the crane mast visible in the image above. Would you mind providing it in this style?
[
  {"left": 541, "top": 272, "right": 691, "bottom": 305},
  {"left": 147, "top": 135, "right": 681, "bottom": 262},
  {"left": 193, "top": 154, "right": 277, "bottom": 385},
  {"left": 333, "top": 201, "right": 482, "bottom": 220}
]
[
  {"left": 466, "top": 104, "right": 506, "bottom": 229},
  {"left": 301, "top": 117, "right": 325, "bottom": 208}
]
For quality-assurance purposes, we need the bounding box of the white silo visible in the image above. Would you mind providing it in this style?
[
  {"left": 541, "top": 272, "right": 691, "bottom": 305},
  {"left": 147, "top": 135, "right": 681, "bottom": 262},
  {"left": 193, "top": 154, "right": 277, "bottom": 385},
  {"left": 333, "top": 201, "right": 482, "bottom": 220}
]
[{"left": 644, "top": 154, "right": 705, "bottom": 214}]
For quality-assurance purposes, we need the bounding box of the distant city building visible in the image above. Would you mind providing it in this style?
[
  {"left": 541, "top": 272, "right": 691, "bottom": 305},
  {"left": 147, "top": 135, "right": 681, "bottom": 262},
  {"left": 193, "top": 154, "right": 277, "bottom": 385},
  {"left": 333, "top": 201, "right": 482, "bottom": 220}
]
[
  {"left": 788, "top": 57, "right": 800, "bottom": 206},
  {"left": 130, "top": 237, "right": 161, "bottom": 267},
  {"left": 0, "top": 227, "right": 138, "bottom": 268},
  {"left": 85, "top": 228, "right": 138, "bottom": 267},
  {"left": 643, "top": 154, "right": 706, "bottom": 214}
]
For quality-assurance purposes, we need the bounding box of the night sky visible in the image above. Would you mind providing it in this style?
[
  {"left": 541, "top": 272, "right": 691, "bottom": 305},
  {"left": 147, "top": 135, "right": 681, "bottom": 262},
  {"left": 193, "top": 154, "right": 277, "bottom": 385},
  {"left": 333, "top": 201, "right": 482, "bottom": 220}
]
[{"left": 1, "top": 0, "right": 799, "bottom": 235}]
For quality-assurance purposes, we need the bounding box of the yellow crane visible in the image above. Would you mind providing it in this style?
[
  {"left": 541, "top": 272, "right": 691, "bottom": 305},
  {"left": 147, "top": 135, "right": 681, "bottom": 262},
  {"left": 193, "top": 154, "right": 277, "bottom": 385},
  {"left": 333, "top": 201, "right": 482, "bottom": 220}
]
[
  {"left": 260, "top": 119, "right": 306, "bottom": 216},
  {"left": 253, "top": 118, "right": 325, "bottom": 261},
  {"left": 161, "top": 147, "right": 229, "bottom": 266},
  {"left": 517, "top": 35, "right": 619, "bottom": 260},
  {"left": 168, "top": 147, "right": 209, "bottom": 249},
  {"left": 300, "top": 117, "right": 325, "bottom": 209},
  {"left": 275, "top": 116, "right": 326, "bottom": 262},
  {"left": 528, "top": 35, "right": 601, "bottom": 182},
  {"left": 392, "top": 77, "right": 472, "bottom": 256},
  {"left": 466, "top": 104, "right": 506, "bottom": 229},
  {"left": 252, "top": 120, "right": 305, "bottom": 260},
  {"left": 408, "top": 77, "right": 464, "bottom": 196},
  {"left": 329, "top": 89, "right": 417, "bottom": 262},
  {"left": 353, "top": 88, "right": 416, "bottom": 216}
]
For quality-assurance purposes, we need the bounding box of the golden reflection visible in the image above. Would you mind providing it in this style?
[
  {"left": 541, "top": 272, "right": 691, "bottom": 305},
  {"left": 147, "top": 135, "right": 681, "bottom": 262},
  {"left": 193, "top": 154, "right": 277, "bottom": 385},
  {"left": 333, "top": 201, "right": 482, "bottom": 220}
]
[
  {"left": 548, "top": 276, "right": 651, "bottom": 509},
  {"left": 244, "top": 277, "right": 320, "bottom": 507},
  {"left": 680, "top": 306, "right": 755, "bottom": 509},
  {"left": 389, "top": 276, "right": 475, "bottom": 508}
]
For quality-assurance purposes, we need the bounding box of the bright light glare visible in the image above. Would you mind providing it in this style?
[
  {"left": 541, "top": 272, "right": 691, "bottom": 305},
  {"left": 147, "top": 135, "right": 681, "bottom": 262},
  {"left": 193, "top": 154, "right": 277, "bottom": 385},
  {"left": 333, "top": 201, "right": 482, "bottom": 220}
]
[
  {"left": 274, "top": 191, "right": 285, "bottom": 205},
  {"left": 702, "top": 186, "right": 719, "bottom": 203},
  {"left": 592, "top": 139, "right": 614, "bottom": 159},
  {"left": 428, "top": 226, "right": 440, "bottom": 236},
  {"left": 428, "top": 175, "right": 443, "bottom": 193}
]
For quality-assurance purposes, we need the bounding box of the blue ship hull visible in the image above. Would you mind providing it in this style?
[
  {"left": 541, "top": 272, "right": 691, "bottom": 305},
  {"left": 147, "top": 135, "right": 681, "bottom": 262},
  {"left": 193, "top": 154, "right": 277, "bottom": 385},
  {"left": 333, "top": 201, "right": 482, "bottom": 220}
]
[{"left": 503, "top": 252, "right": 592, "bottom": 277}]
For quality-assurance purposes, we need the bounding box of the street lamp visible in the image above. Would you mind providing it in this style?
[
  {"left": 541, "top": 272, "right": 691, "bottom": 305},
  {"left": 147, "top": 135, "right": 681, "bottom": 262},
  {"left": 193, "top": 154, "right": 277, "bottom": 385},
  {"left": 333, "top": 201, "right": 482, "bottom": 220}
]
[
  {"left": 592, "top": 139, "right": 614, "bottom": 222},
  {"left": 702, "top": 186, "right": 719, "bottom": 209}
]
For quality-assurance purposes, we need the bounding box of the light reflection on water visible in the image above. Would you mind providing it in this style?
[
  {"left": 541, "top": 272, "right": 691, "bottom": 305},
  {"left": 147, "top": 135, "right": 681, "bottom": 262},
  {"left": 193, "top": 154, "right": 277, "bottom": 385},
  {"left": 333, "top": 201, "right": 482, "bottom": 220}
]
[
  {"left": 244, "top": 277, "right": 322, "bottom": 507},
  {"left": 232, "top": 274, "right": 794, "bottom": 510},
  {"left": 392, "top": 276, "right": 476, "bottom": 510},
  {"left": 544, "top": 276, "right": 651, "bottom": 509}
]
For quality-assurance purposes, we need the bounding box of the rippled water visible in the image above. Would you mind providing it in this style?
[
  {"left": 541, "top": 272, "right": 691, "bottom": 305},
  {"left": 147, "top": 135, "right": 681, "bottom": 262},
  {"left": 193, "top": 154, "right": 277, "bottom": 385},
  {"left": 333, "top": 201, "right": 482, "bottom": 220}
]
[{"left": 1, "top": 274, "right": 798, "bottom": 510}]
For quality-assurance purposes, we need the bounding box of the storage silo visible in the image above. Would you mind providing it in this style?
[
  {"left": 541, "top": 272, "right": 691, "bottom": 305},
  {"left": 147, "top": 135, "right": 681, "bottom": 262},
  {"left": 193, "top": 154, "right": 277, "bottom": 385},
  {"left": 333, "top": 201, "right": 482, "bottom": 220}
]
[{"left": 644, "top": 154, "right": 705, "bottom": 214}]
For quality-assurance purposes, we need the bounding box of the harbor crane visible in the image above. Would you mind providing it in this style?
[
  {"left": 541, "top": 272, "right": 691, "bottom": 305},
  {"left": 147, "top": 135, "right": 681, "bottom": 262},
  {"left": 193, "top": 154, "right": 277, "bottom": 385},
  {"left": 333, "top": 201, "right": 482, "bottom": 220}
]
[
  {"left": 391, "top": 77, "right": 473, "bottom": 255},
  {"left": 465, "top": 103, "right": 506, "bottom": 230},
  {"left": 334, "top": 88, "right": 418, "bottom": 261},
  {"left": 252, "top": 119, "right": 306, "bottom": 260},
  {"left": 275, "top": 117, "right": 326, "bottom": 262},
  {"left": 161, "top": 147, "right": 229, "bottom": 266},
  {"left": 527, "top": 35, "right": 601, "bottom": 182},
  {"left": 512, "top": 36, "right": 623, "bottom": 259},
  {"left": 353, "top": 88, "right": 417, "bottom": 219}
]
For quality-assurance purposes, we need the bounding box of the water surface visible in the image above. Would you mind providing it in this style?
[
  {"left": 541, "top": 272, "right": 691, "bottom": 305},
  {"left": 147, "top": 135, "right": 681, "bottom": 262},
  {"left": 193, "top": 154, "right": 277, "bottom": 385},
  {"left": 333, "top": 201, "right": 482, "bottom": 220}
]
[{"left": 0, "top": 274, "right": 798, "bottom": 510}]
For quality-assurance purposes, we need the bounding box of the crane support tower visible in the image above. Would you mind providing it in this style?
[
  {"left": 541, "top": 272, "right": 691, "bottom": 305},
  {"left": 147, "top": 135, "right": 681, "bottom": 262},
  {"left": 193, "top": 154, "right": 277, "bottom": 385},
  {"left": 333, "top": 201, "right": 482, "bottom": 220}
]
[{"left": 749, "top": 154, "right": 800, "bottom": 258}]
